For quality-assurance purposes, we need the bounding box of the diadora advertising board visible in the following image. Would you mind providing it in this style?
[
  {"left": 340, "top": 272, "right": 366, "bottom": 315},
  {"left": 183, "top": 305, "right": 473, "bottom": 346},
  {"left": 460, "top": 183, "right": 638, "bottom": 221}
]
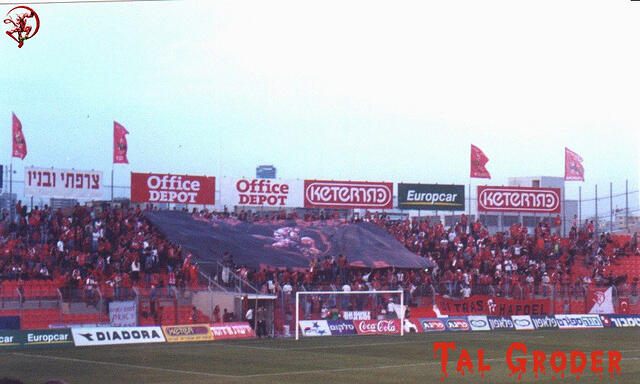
[
  {"left": 303, "top": 180, "right": 393, "bottom": 209},
  {"left": 221, "top": 178, "right": 303, "bottom": 207},
  {"left": 477, "top": 186, "right": 561, "bottom": 214},
  {"left": 71, "top": 326, "right": 166, "bottom": 346},
  {"left": 131, "top": 173, "right": 215, "bottom": 205}
]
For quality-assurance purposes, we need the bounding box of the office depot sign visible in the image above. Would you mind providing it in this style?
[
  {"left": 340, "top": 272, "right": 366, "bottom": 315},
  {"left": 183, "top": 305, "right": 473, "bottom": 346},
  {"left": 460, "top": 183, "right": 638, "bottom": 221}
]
[
  {"left": 477, "top": 186, "right": 561, "bottom": 214},
  {"left": 131, "top": 173, "right": 215, "bottom": 205},
  {"left": 220, "top": 178, "right": 303, "bottom": 207}
]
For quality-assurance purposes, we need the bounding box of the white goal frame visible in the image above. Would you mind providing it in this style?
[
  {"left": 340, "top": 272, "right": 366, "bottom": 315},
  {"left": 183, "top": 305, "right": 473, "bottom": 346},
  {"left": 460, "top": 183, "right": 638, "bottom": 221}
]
[{"left": 295, "top": 290, "right": 404, "bottom": 340}]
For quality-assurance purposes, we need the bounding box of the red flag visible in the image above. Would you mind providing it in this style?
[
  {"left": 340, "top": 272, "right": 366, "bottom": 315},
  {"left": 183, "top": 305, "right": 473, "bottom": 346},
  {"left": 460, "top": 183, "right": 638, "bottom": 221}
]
[
  {"left": 564, "top": 147, "right": 584, "bottom": 181},
  {"left": 618, "top": 298, "right": 629, "bottom": 314},
  {"left": 11, "top": 112, "right": 27, "bottom": 160},
  {"left": 113, "top": 121, "right": 129, "bottom": 164},
  {"left": 470, "top": 144, "right": 490, "bottom": 178}
]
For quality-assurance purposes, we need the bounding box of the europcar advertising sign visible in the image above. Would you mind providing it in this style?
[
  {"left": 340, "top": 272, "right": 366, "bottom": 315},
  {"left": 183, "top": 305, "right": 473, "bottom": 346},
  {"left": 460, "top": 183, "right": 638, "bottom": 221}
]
[
  {"left": 0, "top": 329, "right": 73, "bottom": 347},
  {"left": 397, "top": 184, "right": 465, "bottom": 211}
]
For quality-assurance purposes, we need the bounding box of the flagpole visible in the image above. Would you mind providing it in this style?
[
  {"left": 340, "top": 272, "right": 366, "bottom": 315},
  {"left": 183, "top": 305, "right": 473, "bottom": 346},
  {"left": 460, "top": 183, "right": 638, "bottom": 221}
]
[
  {"left": 9, "top": 161, "right": 13, "bottom": 223},
  {"left": 111, "top": 166, "right": 114, "bottom": 202},
  {"left": 111, "top": 122, "right": 114, "bottom": 203}
]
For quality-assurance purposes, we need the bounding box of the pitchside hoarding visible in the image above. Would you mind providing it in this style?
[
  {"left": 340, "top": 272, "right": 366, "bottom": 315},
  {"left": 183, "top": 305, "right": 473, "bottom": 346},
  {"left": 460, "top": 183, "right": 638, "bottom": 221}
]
[
  {"left": 131, "top": 173, "right": 215, "bottom": 205},
  {"left": 303, "top": 180, "right": 393, "bottom": 209},
  {"left": 24, "top": 167, "right": 104, "bottom": 199},
  {"left": 477, "top": 185, "right": 561, "bottom": 214},
  {"left": 71, "top": 326, "right": 166, "bottom": 346},
  {"left": 210, "top": 322, "right": 256, "bottom": 339},
  {"left": 397, "top": 183, "right": 465, "bottom": 211},
  {"left": 0, "top": 329, "right": 73, "bottom": 348},
  {"left": 162, "top": 324, "right": 214, "bottom": 343},
  {"left": 220, "top": 177, "right": 303, "bottom": 207}
]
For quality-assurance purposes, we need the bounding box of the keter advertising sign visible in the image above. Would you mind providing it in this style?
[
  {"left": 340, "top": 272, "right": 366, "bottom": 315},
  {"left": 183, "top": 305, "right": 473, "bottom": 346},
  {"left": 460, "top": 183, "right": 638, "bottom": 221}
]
[
  {"left": 304, "top": 180, "right": 393, "bottom": 209},
  {"left": 221, "top": 178, "right": 303, "bottom": 207},
  {"left": 131, "top": 173, "right": 215, "bottom": 205},
  {"left": 397, "top": 183, "right": 465, "bottom": 211},
  {"left": 477, "top": 186, "right": 561, "bottom": 214},
  {"left": 24, "top": 167, "right": 104, "bottom": 199}
]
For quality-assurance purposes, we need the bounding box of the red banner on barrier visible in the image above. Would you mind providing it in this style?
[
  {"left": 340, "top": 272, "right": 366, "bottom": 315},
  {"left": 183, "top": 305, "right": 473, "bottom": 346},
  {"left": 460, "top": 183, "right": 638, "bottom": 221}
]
[
  {"left": 304, "top": 180, "right": 393, "bottom": 209},
  {"left": 131, "top": 173, "right": 215, "bottom": 205},
  {"left": 353, "top": 319, "right": 401, "bottom": 335},
  {"left": 477, "top": 186, "right": 561, "bottom": 213},
  {"left": 210, "top": 322, "right": 255, "bottom": 340},
  {"left": 435, "top": 295, "right": 551, "bottom": 316}
]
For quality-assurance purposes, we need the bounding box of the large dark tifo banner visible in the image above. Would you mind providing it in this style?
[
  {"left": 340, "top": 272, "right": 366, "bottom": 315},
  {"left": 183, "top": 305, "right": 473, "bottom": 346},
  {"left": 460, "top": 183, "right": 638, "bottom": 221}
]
[
  {"left": 131, "top": 173, "right": 215, "bottom": 205},
  {"left": 145, "top": 211, "right": 427, "bottom": 269},
  {"left": 477, "top": 185, "right": 561, "bottom": 213},
  {"left": 397, "top": 183, "right": 465, "bottom": 211},
  {"left": 435, "top": 295, "right": 551, "bottom": 316}
]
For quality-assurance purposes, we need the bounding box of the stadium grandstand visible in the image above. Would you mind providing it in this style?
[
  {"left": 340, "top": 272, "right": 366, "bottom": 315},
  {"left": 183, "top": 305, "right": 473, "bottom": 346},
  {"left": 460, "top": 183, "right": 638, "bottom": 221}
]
[{"left": 1, "top": 203, "right": 639, "bottom": 330}]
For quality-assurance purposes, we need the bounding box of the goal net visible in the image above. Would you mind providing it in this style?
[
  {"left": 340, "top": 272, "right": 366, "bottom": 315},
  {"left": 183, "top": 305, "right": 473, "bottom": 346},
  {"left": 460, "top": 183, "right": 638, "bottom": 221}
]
[{"left": 295, "top": 290, "right": 408, "bottom": 340}]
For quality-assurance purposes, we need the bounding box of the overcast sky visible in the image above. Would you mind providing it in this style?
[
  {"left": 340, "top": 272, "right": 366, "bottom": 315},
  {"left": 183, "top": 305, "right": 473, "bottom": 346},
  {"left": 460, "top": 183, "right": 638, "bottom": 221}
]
[{"left": 1, "top": 0, "right": 639, "bottom": 209}]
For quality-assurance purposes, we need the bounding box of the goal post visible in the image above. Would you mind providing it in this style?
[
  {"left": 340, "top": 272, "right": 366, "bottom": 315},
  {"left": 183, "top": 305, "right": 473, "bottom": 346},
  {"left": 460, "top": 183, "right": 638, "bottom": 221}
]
[{"left": 295, "top": 289, "right": 404, "bottom": 340}]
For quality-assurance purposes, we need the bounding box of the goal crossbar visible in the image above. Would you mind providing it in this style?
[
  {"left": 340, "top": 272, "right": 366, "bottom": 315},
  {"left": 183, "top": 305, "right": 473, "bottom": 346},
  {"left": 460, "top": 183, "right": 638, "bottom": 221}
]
[{"left": 295, "top": 290, "right": 404, "bottom": 340}]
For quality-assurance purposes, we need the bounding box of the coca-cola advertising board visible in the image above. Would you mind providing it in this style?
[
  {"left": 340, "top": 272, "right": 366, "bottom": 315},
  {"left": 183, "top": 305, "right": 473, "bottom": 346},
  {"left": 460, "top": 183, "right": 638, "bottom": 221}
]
[
  {"left": 220, "top": 177, "right": 303, "bottom": 207},
  {"left": 131, "top": 173, "right": 215, "bottom": 205},
  {"left": 477, "top": 186, "right": 561, "bottom": 214},
  {"left": 353, "top": 319, "right": 401, "bottom": 335},
  {"left": 24, "top": 167, "right": 104, "bottom": 199},
  {"left": 304, "top": 180, "right": 393, "bottom": 209}
]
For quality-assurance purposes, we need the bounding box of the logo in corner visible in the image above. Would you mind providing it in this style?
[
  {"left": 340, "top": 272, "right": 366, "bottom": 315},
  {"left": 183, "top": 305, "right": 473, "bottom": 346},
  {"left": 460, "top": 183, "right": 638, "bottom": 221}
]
[
  {"left": 4, "top": 6, "right": 39, "bottom": 48},
  {"left": 79, "top": 333, "right": 93, "bottom": 341}
]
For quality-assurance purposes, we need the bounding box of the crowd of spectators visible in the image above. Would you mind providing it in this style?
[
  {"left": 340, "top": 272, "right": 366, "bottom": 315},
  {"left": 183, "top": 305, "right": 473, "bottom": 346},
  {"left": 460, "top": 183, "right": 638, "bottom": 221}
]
[
  {"left": 216, "top": 211, "right": 640, "bottom": 307},
  {"left": 2, "top": 202, "right": 639, "bottom": 310},
  {"left": 0, "top": 203, "right": 201, "bottom": 300}
]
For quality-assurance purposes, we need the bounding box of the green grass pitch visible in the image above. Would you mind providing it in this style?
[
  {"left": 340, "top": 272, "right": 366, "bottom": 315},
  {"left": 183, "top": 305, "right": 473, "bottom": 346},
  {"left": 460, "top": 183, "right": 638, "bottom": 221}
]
[{"left": 2, "top": 329, "right": 639, "bottom": 383}]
